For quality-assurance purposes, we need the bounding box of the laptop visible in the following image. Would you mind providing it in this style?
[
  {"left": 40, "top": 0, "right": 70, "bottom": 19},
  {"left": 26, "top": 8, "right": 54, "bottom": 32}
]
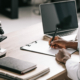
[{"left": 40, "top": 1, "right": 78, "bottom": 40}]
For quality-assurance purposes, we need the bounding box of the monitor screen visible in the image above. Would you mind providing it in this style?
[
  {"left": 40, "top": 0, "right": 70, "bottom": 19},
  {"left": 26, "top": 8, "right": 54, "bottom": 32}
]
[{"left": 40, "top": 1, "right": 78, "bottom": 34}]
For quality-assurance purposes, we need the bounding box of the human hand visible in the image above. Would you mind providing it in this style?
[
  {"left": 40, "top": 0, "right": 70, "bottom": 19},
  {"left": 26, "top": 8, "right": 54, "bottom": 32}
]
[
  {"left": 49, "top": 36, "right": 68, "bottom": 49},
  {"left": 56, "top": 48, "right": 71, "bottom": 63}
]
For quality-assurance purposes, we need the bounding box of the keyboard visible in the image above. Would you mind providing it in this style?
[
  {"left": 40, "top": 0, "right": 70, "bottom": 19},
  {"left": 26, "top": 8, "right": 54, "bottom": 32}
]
[
  {"left": 44, "top": 29, "right": 78, "bottom": 41},
  {"left": 56, "top": 30, "right": 77, "bottom": 37}
]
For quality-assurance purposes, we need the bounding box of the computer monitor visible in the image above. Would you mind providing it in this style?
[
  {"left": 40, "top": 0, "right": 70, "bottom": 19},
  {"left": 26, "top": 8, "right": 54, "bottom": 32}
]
[{"left": 40, "top": 1, "right": 78, "bottom": 35}]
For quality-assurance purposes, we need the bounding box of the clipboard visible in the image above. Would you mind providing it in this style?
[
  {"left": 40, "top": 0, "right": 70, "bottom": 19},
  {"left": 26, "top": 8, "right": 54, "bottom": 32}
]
[{"left": 20, "top": 40, "right": 76, "bottom": 56}]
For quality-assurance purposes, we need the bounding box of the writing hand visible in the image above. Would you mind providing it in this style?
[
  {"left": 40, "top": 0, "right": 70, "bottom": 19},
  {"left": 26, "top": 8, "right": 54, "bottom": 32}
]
[{"left": 49, "top": 36, "right": 68, "bottom": 49}]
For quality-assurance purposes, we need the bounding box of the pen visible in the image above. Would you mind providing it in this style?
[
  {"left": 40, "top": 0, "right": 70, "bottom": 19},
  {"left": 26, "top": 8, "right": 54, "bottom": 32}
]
[{"left": 50, "top": 27, "right": 58, "bottom": 47}]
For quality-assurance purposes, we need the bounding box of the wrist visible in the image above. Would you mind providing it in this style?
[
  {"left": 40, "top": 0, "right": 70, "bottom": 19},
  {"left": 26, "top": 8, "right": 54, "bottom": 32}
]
[
  {"left": 66, "top": 41, "right": 78, "bottom": 49},
  {"left": 63, "top": 56, "right": 71, "bottom": 63},
  {"left": 64, "top": 58, "right": 70, "bottom": 63},
  {"left": 66, "top": 41, "right": 70, "bottom": 48}
]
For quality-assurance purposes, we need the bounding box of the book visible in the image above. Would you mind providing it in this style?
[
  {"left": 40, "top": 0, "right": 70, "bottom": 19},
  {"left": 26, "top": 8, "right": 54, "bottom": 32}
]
[
  {"left": 20, "top": 40, "right": 76, "bottom": 56},
  {"left": 0, "top": 57, "right": 37, "bottom": 74},
  {"left": 0, "top": 65, "right": 50, "bottom": 80}
]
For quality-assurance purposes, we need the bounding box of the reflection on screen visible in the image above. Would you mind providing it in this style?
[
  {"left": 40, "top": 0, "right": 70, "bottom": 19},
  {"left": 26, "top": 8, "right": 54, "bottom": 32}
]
[{"left": 40, "top": 1, "right": 78, "bottom": 34}]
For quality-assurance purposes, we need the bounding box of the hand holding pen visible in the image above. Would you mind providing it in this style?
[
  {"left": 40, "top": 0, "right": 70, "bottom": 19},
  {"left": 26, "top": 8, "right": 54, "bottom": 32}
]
[
  {"left": 49, "top": 36, "right": 59, "bottom": 48},
  {"left": 49, "top": 28, "right": 58, "bottom": 47},
  {"left": 49, "top": 36, "right": 68, "bottom": 49},
  {"left": 49, "top": 27, "right": 68, "bottom": 49}
]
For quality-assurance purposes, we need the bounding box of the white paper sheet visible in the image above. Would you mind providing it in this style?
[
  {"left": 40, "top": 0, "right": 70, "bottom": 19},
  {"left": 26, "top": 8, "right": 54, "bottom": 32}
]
[{"left": 21, "top": 40, "right": 76, "bottom": 56}]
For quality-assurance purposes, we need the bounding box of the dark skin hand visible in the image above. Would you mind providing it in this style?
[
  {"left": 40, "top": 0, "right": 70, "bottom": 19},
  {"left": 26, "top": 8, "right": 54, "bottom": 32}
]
[
  {"left": 49, "top": 36, "right": 69, "bottom": 49},
  {"left": 56, "top": 48, "right": 71, "bottom": 63},
  {"left": 49, "top": 36, "right": 78, "bottom": 63},
  {"left": 49, "top": 36, "right": 78, "bottom": 50}
]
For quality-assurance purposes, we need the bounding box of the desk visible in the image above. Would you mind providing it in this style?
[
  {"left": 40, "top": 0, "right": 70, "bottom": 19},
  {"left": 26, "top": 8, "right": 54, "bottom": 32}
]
[{"left": 0, "top": 23, "right": 79, "bottom": 80}]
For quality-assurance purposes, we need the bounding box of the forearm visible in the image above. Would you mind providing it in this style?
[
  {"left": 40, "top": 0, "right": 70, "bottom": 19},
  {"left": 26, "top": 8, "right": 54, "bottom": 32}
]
[{"left": 66, "top": 41, "right": 78, "bottom": 50}]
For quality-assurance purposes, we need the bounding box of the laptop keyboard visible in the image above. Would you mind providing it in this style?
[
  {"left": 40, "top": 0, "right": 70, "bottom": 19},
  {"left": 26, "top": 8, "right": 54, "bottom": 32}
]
[
  {"left": 56, "top": 29, "right": 78, "bottom": 37},
  {"left": 44, "top": 29, "right": 78, "bottom": 41},
  {"left": 56, "top": 31, "right": 75, "bottom": 37}
]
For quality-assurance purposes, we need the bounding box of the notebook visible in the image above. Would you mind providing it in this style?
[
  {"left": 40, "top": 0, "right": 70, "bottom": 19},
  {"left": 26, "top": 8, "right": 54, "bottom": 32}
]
[
  {"left": 0, "top": 64, "right": 50, "bottom": 80},
  {"left": 0, "top": 57, "right": 37, "bottom": 74},
  {"left": 20, "top": 40, "right": 76, "bottom": 56}
]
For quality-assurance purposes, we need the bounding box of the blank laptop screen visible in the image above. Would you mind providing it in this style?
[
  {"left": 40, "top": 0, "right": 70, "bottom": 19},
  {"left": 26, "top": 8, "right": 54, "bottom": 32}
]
[{"left": 40, "top": 1, "right": 78, "bottom": 34}]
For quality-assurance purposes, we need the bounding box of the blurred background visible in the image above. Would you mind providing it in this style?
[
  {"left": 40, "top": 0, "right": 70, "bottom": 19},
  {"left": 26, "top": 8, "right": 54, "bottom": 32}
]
[{"left": 0, "top": 0, "right": 80, "bottom": 34}]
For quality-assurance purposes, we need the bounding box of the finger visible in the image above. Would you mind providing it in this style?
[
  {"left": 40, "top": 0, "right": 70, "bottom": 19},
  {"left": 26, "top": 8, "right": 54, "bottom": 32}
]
[
  {"left": 54, "top": 36, "right": 59, "bottom": 40},
  {"left": 49, "top": 36, "right": 59, "bottom": 45},
  {"left": 51, "top": 45, "right": 55, "bottom": 48},
  {"left": 59, "top": 49, "right": 63, "bottom": 53},
  {"left": 58, "top": 45, "right": 66, "bottom": 49},
  {"left": 55, "top": 54, "right": 57, "bottom": 57},
  {"left": 51, "top": 44, "right": 59, "bottom": 49},
  {"left": 52, "top": 44, "right": 58, "bottom": 49},
  {"left": 62, "top": 57, "right": 68, "bottom": 63},
  {"left": 54, "top": 46, "right": 58, "bottom": 49},
  {"left": 49, "top": 38, "right": 53, "bottom": 45},
  {"left": 56, "top": 52, "right": 63, "bottom": 62},
  {"left": 69, "top": 54, "right": 71, "bottom": 57},
  {"left": 51, "top": 45, "right": 58, "bottom": 49},
  {"left": 55, "top": 57, "right": 59, "bottom": 62},
  {"left": 51, "top": 45, "right": 53, "bottom": 48},
  {"left": 55, "top": 57, "right": 58, "bottom": 61},
  {"left": 55, "top": 47, "right": 58, "bottom": 49},
  {"left": 52, "top": 46, "right": 55, "bottom": 48},
  {"left": 56, "top": 57, "right": 61, "bottom": 62},
  {"left": 50, "top": 40, "right": 57, "bottom": 46},
  {"left": 55, "top": 58, "right": 60, "bottom": 63}
]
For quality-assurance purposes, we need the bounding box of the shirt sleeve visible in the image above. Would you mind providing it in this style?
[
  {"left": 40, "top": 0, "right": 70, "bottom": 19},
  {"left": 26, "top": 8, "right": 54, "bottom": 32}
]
[{"left": 65, "top": 59, "right": 80, "bottom": 80}]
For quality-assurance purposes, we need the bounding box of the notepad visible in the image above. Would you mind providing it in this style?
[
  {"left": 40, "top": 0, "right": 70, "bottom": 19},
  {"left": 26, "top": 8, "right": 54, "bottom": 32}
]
[
  {"left": 0, "top": 57, "right": 37, "bottom": 74},
  {"left": 20, "top": 40, "right": 76, "bottom": 56}
]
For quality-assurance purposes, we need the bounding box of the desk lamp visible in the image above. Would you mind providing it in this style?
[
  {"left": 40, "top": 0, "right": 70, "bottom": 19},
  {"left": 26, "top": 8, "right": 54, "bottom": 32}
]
[{"left": 0, "top": 21, "right": 7, "bottom": 58}]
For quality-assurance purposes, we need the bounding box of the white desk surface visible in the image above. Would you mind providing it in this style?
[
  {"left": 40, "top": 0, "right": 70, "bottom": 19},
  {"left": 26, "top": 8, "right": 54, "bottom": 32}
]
[{"left": 0, "top": 23, "right": 79, "bottom": 80}]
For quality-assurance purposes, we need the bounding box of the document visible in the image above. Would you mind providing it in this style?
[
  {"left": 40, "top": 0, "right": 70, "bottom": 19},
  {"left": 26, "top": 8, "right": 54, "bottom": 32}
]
[{"left": 21, "top": 40, "right": 76, "bottom": 56}]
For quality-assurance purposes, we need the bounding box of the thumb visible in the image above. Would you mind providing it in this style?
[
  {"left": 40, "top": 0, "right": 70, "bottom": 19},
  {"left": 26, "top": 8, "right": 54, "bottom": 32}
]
[
  {"left": 51, "top": 40, "right": 58, "bottom": 46},
  {"left": 62, "top": 57, "right": 68, "bottom": 63}
]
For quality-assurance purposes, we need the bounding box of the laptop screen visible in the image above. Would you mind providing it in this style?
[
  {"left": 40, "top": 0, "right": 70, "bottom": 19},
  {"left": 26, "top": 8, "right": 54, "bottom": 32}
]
[{"left": 40, "top": 1, "right": 78, "bottom": 34}]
